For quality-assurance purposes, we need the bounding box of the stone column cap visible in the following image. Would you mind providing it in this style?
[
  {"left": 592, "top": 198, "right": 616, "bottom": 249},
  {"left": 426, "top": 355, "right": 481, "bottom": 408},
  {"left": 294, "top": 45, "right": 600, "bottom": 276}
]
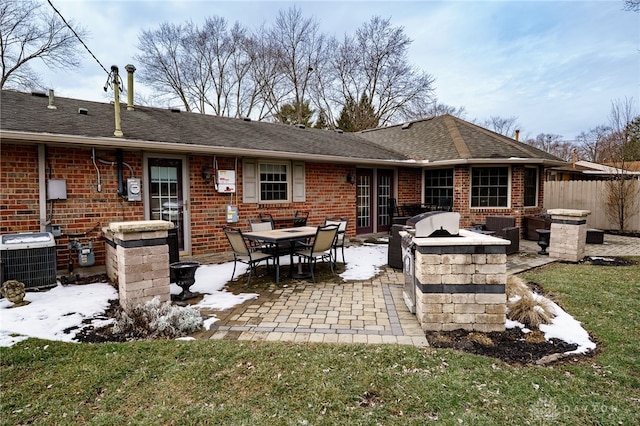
[
  {"left": 107, "top": 220, "right": 173, "bottom": 234},
  {"left": 547, "top": 209, "right": 591, "bottom": 217}
]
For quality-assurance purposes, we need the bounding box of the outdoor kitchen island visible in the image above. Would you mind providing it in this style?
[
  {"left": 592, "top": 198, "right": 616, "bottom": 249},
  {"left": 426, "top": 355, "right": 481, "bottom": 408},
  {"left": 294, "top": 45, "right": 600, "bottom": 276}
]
[{"left": 401, "top": 212, "right": 510, "bottom": 333}]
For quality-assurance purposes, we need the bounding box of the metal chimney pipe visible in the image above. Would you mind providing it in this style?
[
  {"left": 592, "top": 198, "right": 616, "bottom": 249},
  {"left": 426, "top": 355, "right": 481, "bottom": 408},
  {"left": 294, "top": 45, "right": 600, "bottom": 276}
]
[
  {"left": 125, "top": 64, "right": 136, "bottom": 111},
  {"left": 514, "top": 129, "right": 520, "bottom": 141},
  {"left": 112, "top": 65, "right": 124, "bottom": 137}
]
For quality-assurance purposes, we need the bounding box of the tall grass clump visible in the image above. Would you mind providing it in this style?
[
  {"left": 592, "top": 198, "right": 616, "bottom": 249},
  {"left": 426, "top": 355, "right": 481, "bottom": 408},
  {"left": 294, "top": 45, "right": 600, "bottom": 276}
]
[{"left": 506, "top": 275, "right": 555, "bottom": 328}]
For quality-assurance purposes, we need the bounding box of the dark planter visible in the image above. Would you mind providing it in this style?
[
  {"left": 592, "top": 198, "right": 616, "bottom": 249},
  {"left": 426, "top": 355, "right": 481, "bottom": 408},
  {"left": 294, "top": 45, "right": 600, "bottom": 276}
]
[{"left": 170, "top": 261, "right": 200, "bottom": 300}]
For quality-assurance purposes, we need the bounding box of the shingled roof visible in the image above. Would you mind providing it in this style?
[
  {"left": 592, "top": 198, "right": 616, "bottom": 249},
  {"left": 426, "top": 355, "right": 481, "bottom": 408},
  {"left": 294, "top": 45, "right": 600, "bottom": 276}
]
[
  {"left": 0, "top": 90, "right": 406, "bottom": 163},
  {"left": 358, "top": 115, "right": 564, "bottom": 164},
  {"left": 1, "top": 90, "right": 565, "bottom": 166}
]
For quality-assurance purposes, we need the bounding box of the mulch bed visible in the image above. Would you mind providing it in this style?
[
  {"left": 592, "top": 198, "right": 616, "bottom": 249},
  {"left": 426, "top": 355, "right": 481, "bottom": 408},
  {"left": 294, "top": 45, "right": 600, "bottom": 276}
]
[{"left": 425, "top": 328, "right": 592, "bottom": 366}]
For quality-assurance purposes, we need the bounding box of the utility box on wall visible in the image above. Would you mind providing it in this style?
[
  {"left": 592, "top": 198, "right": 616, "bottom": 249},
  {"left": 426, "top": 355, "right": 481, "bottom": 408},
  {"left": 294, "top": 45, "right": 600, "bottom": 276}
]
[
  {"left": 47, "top": 179, "right": 67, "bottom": 200},
  {"left": 217, "top": 170, "right": 236, "bottom": 193},
  {"left": 226, "top": 205, "right": 239, "bottom": 223}
]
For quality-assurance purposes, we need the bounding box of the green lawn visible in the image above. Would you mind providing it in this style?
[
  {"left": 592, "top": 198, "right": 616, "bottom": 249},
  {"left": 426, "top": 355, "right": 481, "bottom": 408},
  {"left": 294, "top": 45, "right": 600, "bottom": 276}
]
[{"left": 1, "top": 259, "right": 638, "bottom": 425}]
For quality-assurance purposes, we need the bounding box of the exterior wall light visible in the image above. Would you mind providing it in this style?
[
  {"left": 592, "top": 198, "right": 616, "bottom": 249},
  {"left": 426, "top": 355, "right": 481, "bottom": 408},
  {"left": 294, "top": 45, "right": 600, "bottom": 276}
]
[
  {"left": 346, "top": 172, "right": 356, "bottom": 185},
  {"left": 201, "top": 167, "right": 213, "bottom": 184}
]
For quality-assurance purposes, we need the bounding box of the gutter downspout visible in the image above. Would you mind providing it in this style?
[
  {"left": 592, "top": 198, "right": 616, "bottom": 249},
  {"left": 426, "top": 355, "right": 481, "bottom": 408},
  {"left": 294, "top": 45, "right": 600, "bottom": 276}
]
[{"left": 38, "top": 144, "right": 47, "bottom": 231}]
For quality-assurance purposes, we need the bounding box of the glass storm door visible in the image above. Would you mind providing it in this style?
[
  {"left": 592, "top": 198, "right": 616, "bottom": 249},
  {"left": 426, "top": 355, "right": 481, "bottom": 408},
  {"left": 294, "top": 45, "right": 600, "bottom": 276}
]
[
  {"left": 356, "top": 169, "right": 373, "bottom": 234},
  {"left": 148, "top": 158, "right": 185, "bottom": 250},
  {"left": 377, "top": 170, "right": 393, "bottom": 233}
]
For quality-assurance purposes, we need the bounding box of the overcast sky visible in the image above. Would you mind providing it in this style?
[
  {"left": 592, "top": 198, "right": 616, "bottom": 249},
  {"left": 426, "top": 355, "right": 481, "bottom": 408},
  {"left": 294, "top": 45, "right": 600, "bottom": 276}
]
[{"left": 35, "top": 0, "right": 639, "bottom": 141}]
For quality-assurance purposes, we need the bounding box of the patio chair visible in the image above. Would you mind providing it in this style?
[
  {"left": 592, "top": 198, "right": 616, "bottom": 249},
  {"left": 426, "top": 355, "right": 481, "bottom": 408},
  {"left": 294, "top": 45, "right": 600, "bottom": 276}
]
[
  {"left": 223, "top": 226, "right": 275, "bottom": 287},
  {"left": 292, "top": 224, "right": 339, "bottom": 283},
  {"left": 478, "top": 216, "right": 519, "bottom": 255},
  {"left": 248, "top": 218, "right": 275, "bottom": 252},
  {"left": 324, "top": 216, "right": 349, "bottom": 265},
  {"left": 258, "top": 212, "right": 275, "bottom": 228},
  {"left": 389, "top": 198, "right": 410, "bottom": 234},
  {"left": 293, "top": 210, "right": 309, "bottom": 227}
]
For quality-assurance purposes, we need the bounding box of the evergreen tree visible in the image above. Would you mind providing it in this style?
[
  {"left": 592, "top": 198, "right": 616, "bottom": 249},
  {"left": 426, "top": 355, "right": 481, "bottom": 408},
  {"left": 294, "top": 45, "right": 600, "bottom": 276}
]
[
  {"left": 277, "top": 101, "right": 315, "bottom": 127},
  {"left": 313, "top": 108, "right": 332, "bottom": 129},
  {"left": 335, "top": 94, "right": 378, "bottom": 132}
]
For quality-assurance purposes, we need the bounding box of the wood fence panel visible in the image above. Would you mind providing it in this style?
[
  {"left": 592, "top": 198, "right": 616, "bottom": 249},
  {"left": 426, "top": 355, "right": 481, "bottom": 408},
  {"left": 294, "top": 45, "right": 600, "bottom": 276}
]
[{"left": 544, "top": 180, "right": 640, "bottom": 231}]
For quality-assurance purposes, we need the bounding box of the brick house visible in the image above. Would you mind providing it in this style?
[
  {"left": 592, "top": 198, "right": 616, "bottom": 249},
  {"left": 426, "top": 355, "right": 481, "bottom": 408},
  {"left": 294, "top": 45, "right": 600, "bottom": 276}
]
[{"left": 1, "top": 89, "right": 565, "bottom": 270}]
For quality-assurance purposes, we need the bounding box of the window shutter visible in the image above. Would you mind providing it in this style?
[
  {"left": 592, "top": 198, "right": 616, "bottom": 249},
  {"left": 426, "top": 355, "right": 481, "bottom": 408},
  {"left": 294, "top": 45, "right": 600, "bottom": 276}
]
[
  {"left": 292, "top": 162, "right": 305, "bottom": 202},
  {"left": 242, "top": 159, "right": 258, "bottom": 203}
]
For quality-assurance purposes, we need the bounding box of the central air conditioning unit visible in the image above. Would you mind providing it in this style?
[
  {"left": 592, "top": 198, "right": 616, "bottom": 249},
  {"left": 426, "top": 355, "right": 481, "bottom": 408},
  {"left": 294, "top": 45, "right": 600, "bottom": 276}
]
[{"left": 0, "top": 232, "right": 57, "bottom": 289}]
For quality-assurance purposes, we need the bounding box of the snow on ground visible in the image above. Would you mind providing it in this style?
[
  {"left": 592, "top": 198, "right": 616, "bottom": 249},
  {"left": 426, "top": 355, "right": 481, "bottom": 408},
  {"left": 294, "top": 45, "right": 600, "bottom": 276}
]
[
  {"left": 505, "top": 291, "right": 596, "bottom": 355},
  {"left": 1, "top": 244, "right": 594, "bottom": 353}
]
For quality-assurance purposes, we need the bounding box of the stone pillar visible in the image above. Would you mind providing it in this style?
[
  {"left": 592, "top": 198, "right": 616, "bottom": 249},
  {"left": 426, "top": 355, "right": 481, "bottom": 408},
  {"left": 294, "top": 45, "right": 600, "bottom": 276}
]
[
  {"left": 547, "top": 209, "right": 591, "bottom": 262},
  {"left": 103, "top": 220, "right": 174, "bottom": 310},
  {"left": 412, "top": 230, "right": 508, "bottom": 333}
]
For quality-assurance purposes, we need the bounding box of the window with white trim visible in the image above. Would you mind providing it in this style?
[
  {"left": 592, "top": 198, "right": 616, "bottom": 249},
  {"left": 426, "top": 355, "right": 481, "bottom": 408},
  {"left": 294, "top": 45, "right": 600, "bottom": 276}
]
[
  {"left": 471, "top": 166, "right": 509, "bottom": 207},
  {"left": 260, "top": 162, "right": 289, "bottom": 201},
  {"left": 524, "top": 167, "right": 539, "bottom": 207},
  {"left": 242, "top": 159, "right": 305, "bottom": 203}
]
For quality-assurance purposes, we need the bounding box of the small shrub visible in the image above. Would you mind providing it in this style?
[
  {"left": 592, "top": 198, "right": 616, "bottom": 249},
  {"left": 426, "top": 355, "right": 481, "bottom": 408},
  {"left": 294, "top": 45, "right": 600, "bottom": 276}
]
[{"left": 113, "top": 297, "right": 203, "bottom": 340}]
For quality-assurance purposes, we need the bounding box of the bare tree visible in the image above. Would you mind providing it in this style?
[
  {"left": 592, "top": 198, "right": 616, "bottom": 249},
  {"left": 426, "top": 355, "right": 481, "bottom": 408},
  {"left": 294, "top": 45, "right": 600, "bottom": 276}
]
[
  {"left": 132, "top": 10, "right": 438, "bottom": 127},
  {"left": 228, "top": 22, "right": 256, "bottom": 119},
  {"left": 245, "top": 25, "right": 288, "bottom": 121},
  {"left": 136, "top": 17, "right": 253, "bottom": 116},
  {"left": 269, "top": 6, "right": 329, "bottom": 124},
  {"left": 482, "top": 115, "right": 521, "bottom": 137},
  {"left": 524, "top": 133, "right": 575, "bottom": 161},
  {"left": 181, "top": 17, "right": 249, "bottom": 116},
  {"left": 135, "top": 22, "right": 192, "bottom": 111},
  {"left": 334, "top": 16, "right": 436, "bottom": 127},
  {"left": 623, "top": 0, "right": 640, "bottom": 12},
  {"left": 604, "top": 97, "right": 639, "bottom": 231},
  {"left": 423, "top": 99, "right": 467, "bottom": 119},
  {"left": 575, "top": 125, "right": 612, "bottom": 162},
  {"left": 0, "top": 0, "right": 86, "bottom": 90}
]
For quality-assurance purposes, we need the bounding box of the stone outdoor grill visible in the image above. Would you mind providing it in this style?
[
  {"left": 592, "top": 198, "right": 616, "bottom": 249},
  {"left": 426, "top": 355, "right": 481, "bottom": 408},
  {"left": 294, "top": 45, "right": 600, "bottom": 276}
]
[{"left": 401, "top": 212, "right": 509, "bottom": 333}]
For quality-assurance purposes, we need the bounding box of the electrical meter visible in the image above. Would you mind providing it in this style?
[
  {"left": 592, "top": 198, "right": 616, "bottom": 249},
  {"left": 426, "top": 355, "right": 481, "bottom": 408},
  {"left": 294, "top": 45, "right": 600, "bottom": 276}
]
[{"left": 127, "top": 178, "right": 142, "bottom": 201}]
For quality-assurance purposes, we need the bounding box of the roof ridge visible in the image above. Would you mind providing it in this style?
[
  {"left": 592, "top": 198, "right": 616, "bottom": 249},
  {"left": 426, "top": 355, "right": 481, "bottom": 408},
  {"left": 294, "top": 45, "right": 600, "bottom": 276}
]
[
  {"left": 443, "top": 115, "right": 471, "bottom": 159},
  {"left": 453, "top": 117, "right": 548, "bottom": 158}
]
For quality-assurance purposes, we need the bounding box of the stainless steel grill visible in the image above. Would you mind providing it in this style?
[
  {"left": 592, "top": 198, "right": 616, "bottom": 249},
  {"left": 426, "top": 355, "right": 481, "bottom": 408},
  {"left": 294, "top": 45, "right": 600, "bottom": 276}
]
[
  {"left": 402, "top": 211, "right": 461, "bottom": 313},
  {"left": 406, "top": 211, "right": 460, "bottom": 238}
]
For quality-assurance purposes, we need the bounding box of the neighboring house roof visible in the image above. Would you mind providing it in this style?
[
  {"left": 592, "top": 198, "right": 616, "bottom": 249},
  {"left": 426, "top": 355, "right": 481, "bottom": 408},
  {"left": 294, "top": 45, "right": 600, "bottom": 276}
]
[
  {"left": 358, "top": 115, "right": 564, "bottom": 165},
  {"left": 555, "top": 160, "right": 640, "bottom": 175},
  {"left": 1, "top": 90, "right": 565, "bottom": 167}
]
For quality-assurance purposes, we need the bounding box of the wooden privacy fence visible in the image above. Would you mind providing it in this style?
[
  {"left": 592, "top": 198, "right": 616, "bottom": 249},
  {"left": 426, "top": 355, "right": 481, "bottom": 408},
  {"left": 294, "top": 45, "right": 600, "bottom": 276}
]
[{"left": 544, "top": 180, "right": 640, "bottom": 231}]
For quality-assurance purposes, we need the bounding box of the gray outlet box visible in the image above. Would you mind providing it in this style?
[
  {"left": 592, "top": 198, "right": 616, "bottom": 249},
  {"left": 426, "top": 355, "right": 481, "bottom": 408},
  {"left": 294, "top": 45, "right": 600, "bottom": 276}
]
[{"left": 47, "top": 179, "right": 67, "bottom": 200}]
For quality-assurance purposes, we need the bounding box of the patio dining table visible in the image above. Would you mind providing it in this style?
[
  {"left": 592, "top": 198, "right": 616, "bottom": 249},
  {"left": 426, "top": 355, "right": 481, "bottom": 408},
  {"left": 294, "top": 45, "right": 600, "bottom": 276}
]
[{"left": 243, "top": 226, "right": 318, "bottom": 283}]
